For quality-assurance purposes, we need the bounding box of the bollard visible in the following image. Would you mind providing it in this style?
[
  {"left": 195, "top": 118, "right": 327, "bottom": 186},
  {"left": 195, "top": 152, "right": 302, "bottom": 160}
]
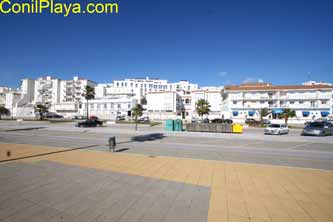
[{"left": 108, "top": 136, "right": 116, "bottom": 152}]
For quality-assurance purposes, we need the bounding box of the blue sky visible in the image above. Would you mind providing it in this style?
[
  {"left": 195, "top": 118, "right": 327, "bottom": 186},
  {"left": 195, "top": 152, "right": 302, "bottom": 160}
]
[{"left": 1, "top": 0, "right": 333, "bottom": 88}]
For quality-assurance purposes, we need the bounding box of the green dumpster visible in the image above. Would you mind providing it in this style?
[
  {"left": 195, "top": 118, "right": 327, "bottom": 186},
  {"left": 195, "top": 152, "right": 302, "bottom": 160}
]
[
  {"left": 165, "top": 119, "right": 174, "bottom": 131},
  {"left": 174, "top": 119, "right": 183, "bottom": 131}
]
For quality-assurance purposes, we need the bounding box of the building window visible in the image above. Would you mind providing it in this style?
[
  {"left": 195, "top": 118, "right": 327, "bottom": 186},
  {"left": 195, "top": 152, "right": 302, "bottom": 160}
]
[
  {"left": 131, "top": 83, "right": 133, "bottom": 87},
  {"left": 125, "top": 83, "right": 127, "bottom": 87},
  {"left": 90, "top": 104, "right": 94, "bottom": 109},
  {"left": 233, "top": 101, "right": 237, "bottom": 105},
  {"left": 135, "top": 84, "right": 138, "bottom": 88},
  {"left": 97, "top": 104, "right": 100, "bottom": 109},
  {"left": 104, "top": 104, "right": 107, "bottom": 109},
  {"left": 117, "top": 104, "right": 121, "bottom": 108},
  {"left": 299, "top": 101, "right": 304, "bottom": 104},
  {"left": 128, "top": 104, "right": 131, "bottom": 109},
  {"left": 290, "top": 101, "right": 294, "bottom": 104},
  {"left": 322, "top": 101, "right": 327, "bottom": 104},
  {"left": 110, "top": 103, "right": 114, "bottom": 108},
  {"left": 79, "top": 104, "right": 82, "bottom": 109}
]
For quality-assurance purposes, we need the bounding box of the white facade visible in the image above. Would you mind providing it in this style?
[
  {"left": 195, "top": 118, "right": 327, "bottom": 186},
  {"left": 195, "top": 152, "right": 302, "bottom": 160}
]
[
  {"left": 191, "top": 89, "right": 223, "bottom": 120},
  {"left": 0, "top": 86, "right": 12, "bottom": 106},
  {"left": 78, "top": 94, "right": 137, "bottom": 120},
  {"left": 222, "top": 83, "right": 333, "bottom": 122},
  {"left": 56, "top": 76, "right": 97, "bottom": 116},
  {"left": 34, "top": 76, "right": 61, "bottom": 112},
  {"left": 146, "top": 92, "right": 183, "bottom": 120},
  {"left": 96, "top": 77, "right": 198, "bottom": 101}
]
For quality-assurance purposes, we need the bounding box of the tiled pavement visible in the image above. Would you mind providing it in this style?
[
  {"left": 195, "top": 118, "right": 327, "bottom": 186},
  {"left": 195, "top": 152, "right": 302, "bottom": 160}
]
[{"left": 1, "top": 143, "right": 333, "bottom": 222}]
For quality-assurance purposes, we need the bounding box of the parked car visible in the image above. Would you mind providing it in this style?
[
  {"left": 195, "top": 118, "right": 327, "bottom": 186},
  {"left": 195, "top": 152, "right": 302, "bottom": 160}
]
[
  {"left": 264, "top": 124, "right": 289, "bottom": 135},
  {"left": 211, "top": 118, "right": 223, "bottom": 123},
  {"left": 138, "top": 117, "right": 149, "bottom": 123},
  {"left": 116, "top": 116, "right": 125, "bottom": 121},
  {"left": 245, "top": 118, "right": 259, "bottom": 124},
  {"left": 301, "top": 121, "right": 333, "bottom": 136},
  {"left": 76, "top": 119, "right": 103, "bottom": 127},
  {"left": 73, "top": 115, "right": 85, "bottom": 120},
  {"left": 203, "top": 118, "right": 210, "bottom": 123},
  {"left": 46, "top": 113, "right": 63, "bottom": 119},
  {"left": 261, "top": 119, "right": 271, "bottom": 126},
  {"left": 222, "top": 119, "right": 233, "bottom": 124}
]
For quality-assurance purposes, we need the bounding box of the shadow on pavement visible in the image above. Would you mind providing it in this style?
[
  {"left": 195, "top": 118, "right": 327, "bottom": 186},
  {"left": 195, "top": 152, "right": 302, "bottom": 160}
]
[
  {"left": 0, "top": 144, "right": 100, "bottom": 163},
  {"left": 131, "top": 133, "right": 165, "bottom": 142},
  {"left": 115, "top": 148, "right": 130, "bottom": 152}
]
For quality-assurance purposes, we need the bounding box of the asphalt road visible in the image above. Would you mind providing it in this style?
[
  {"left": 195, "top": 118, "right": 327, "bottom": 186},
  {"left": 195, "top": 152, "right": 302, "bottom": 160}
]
[{"left": 1, "top": 121, "right": 333, "bottom": 170}]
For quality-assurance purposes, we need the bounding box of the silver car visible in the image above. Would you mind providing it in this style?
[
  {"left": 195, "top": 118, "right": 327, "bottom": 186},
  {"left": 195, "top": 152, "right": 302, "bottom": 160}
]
[
  {"left": 264, "top": 124, "right": 289, "bottom": 135},
  {"left": 301, "top": 121, "right": 333, "bottom": 136}
]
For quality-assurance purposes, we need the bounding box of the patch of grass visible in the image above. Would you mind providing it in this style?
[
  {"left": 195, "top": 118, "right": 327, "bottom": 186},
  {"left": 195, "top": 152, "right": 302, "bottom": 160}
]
[{"left": 150, "top": 122, "right": 161, "bottom": 127}]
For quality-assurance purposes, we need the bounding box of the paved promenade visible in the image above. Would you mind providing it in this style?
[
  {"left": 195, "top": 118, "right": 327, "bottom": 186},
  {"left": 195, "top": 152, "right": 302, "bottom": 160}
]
[{"left": 1, "top": 143, "right": 333, "bottom": 222}]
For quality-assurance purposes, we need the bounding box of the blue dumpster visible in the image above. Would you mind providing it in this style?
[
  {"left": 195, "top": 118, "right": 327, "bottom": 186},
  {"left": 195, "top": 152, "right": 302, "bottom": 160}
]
[{"left": 174, "top": 119, "right": 183, "bottom": 131}]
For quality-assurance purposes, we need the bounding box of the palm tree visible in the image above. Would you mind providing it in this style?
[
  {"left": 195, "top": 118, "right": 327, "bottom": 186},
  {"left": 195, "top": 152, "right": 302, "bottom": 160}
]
[
  {"left": 281, "top": 108, "right": 296, "bottom": 124},
  {"left": 82, "top": 85, "right": 95, "bottom": 119},
  {"left": 196, "top": 99, "right": 210, "bottom": 120},
  {"left": 132, "top": 104, "right": 143, "bottom": 131},
  {"left": 259, "top": 108, "right": 270, "bottom": 121},
  {"left": 34, "top": 104, "right": 49, "bottom": 120},
  {"left": 0, "top": 106, "right": 10, "bottom": 120}
]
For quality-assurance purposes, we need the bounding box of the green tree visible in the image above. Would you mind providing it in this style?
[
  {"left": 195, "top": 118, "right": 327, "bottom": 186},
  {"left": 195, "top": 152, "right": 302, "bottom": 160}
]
[
  {"left": 196, "top": 99, "right": 211, "bottom": 120},
  {"left": 132, "top": 104, "right": 143, "bottom": 131},
  {"left": 259, "top": 108, "right": 270, "bottom": 121},
  {"left": 281, "top": 108, "right": 296, "bottom": 124},
  {"left": 82, "top": 85, "right": 95, "bottom": 119},
  {"left": 34, "top": 104, "right": 49, "bottom": 120},
  {"left": 0, "top": 106, "right": 10, "bottom": 120}
]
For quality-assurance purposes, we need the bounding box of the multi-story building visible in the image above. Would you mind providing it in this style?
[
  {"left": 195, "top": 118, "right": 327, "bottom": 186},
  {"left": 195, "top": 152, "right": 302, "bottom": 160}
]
[
  {"left": 146, "top": 91, "right": 183, "bottom": 120},
  {"left": 222, "top": 82, "right": 333, "bottom": 122},
  {"left": 95, "top": 77, "right": 198, "bottom": 101},
  {"left": 3, "top": 78, "right": 35, "bottom": 118},
  {"left": 34, "top": 76, "right": 61, "bottom": 112},
  {"left": 0, "top": 86, "right": 12, "bottom": 106},
  {"left": 55, "top": 76, "right": 97, "bottom": 116},
  {"left": 78, "top": 93, "right": 137, "bottom": 119},
  {"left": 191, "top": 87, "right": 223, "bottom": 120}
]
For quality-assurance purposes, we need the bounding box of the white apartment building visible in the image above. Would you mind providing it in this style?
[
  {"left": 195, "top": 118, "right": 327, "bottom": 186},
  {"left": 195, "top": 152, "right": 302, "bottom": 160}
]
[
  {"left": 222, "top": 82, "right": 333, "bottom": 122},
  {"left": 78, "top": 94, "right": 137, "bottom": 119},
  {"left": 96, "top": 77, "right": 198, "bottom": 101},
  {"left": 34, "top": 76, "right": 61, "bottom": 112},
  {"left": 3, "top": 79, "right": 35, "bottom": 118},
  {"left": 0, "top": 86, "right": 12, "bottom": 106},
  {"left": 146, "top": 91, "right": 183, "bottom": 120},
  {"left": 55, "top": 76, "right": 97, "bottom": 117},
  {"left": 191, "top": 88, "right": 223, "bottom": 120}
]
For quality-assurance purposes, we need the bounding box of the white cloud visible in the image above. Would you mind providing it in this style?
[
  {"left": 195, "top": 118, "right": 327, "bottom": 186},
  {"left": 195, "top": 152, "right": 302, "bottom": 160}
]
[
  {"left": 242, "top": 77, "right": 264, "bottom": 84},
  {"left": 217, "top": 71, "right": 228, "bottom": 78}
]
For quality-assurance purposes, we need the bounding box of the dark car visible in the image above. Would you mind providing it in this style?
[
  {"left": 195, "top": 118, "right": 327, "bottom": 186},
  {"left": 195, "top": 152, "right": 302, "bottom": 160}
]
[
  {"left": 245, "top": 118, "right": 258, "bottom": 124},
  {"left": 46, "top": 114, "right": 63, "bottom": 119},
  {"left": 222, "top": 119, "right": 233, "bottom": 124},
  {"left": 261, "top": 119, "right": 271, "bottom": 126},
  {"left": 211, "top": 118, "right": 223, "bottom": 123},
  {"left": 203, "top": 118, "right": 210, "bottom": 123},
  {"left": 301, "top": 121, "right": 333, "bottom": 136},
  {"left": 211, "top": 118, "right": 233, "bottom": 124},
  {"left": 76, "top": 119, "right": 103, "bottom": 127},
  {"left": 138, "top": 117, "right": 149, "bottom": 123}
]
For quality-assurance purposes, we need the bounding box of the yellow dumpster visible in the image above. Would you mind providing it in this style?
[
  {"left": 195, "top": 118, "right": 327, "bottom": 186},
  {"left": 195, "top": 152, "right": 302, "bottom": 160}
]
[{"left": 232, "top": 124, "right": 243, "bottom": 133}]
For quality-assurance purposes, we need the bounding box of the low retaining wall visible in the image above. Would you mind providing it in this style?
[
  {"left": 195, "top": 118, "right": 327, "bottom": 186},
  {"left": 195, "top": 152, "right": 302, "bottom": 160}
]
[{"left": 186, "top": 123, "right": 233, "bottom": 133}]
